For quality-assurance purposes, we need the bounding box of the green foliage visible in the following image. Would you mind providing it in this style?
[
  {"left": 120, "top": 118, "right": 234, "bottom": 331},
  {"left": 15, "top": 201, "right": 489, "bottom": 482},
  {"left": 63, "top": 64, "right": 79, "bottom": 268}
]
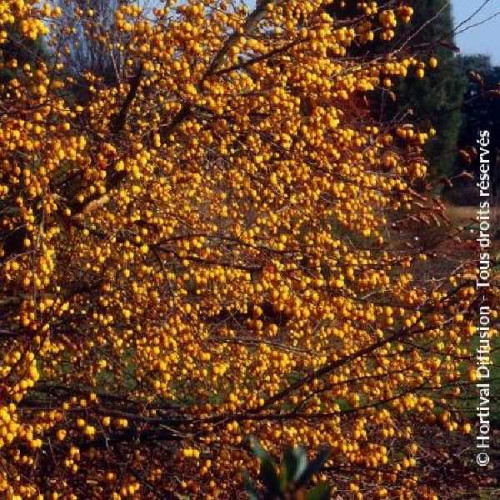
[
  {"left": 396, "top": 56, "right": 465, "bottom": 178},
  {"left": 445, "top": 54, "right": 500, "bottom": 204},
  {"left": 458, "top": 54, "right": 500, "bottom": 154},
  {"left": 244, "top": 437, "right": 331, "bottom": 500},
  {"left": 392, "top": 0, "right": 466, "bottom": 178},
  {"left": 327, "top": 0, "right": 466, "bottom": 178},
  {"left": 0, "top": 25, "right": 49, "bottom": 83}
]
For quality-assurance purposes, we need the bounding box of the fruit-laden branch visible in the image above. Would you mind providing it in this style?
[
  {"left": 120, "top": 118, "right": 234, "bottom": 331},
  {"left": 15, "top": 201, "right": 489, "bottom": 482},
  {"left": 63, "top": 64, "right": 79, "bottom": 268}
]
[
  {"left": 158, "top": 0, "right": 280, "bottom": 143},
  {"left": 249, "top": 317, "right": 452, "bottom": 414},
  {"left": 72, "top": 0, "right": 281, "bottom": 218},
  {"left": 110, "top": 62, "right": 144, "bottom": 136}
]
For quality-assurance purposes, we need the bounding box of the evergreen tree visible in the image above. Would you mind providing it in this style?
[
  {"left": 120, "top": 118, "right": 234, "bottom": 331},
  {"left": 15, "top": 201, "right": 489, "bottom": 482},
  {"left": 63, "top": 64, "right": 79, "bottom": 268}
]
[
  {"left": 0, "top": 25, "right": 49, "bottom": 83},
  {"left": 450, "top": 55, "right": 500, "bottom": 204},
  {"left": 458, "top": 54, "right": 500, "bottom": 157},
  {"left": 392, "top": 0, "right": 466, "bottom": 178},
  {"left": 326, "top": 0, "right": 466, "bottom": 178}
]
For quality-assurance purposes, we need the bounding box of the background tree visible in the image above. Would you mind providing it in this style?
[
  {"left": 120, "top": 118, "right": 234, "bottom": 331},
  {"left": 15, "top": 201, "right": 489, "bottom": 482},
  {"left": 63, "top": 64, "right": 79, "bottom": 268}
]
[
  {"left": 55, "top": 0, "right": 133, "bottom": 93},
  {"left": 327, "top": 0, "right": 466, "bottom": 179},
  {"left": 461, "top": 55, "right": 500, "bottom": 189},
  {"left": 442, "top": 54, "right": 500, "bottom": 206},
  {"left": 0, "top": 24, "right": 49, "bottom": 83},
  {"left": 389, "top": 0, "right": 466, "bottom": 178}
]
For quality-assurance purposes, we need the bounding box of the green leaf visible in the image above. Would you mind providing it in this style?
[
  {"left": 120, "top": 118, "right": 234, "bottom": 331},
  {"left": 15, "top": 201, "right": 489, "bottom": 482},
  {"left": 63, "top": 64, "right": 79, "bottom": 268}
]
[
  {"left": 281, "top": 447, "right": 295, "bottom": 488},
  {"left": 306, "top": 483, "right": 331, "bottom": 500},
  {"left": 248, "top": 437, "right": 281, "bottom": 497},
  {"left": 283, "top": 446, "right": 307, "bottom": 484},
  {"left": 243, "top": 471, "right": 260, "bottom": 500},
  {"left": 293, "top": 447, "right": 308, "bottom": 482},
  {"left": 260, "top": 458, "right": 282, "bottom": 497},
  {"left": 296, "top": 447, "right": 331, "bottom": 487},
  {"left": 249, "top": 436, "right": 273, "bottom": 463}
]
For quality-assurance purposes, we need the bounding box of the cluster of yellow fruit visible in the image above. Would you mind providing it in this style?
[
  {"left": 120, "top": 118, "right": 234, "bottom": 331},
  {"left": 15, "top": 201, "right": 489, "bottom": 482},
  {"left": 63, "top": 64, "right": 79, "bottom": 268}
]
[
  {"left": 0, "top": 0, "right": 51, "bottom": 43},
  {"left": 0, "top": 0, "right": 498, "bottom": 498}
]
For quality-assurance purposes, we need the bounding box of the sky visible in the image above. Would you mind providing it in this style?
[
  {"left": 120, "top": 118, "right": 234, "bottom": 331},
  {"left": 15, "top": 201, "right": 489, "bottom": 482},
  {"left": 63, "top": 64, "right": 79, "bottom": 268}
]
[{"left": 452, "top": 0, "right": 500, "bottom": 65}]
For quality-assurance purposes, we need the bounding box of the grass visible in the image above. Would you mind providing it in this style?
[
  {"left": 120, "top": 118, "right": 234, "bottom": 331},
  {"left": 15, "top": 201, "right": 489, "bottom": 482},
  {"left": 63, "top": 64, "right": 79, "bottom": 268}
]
[
  {"left": 446, "top": 205, "right": 500, "bottom": 240},
  {"left": 436, "top": 204, "right": 500, "bottom": 496}
]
